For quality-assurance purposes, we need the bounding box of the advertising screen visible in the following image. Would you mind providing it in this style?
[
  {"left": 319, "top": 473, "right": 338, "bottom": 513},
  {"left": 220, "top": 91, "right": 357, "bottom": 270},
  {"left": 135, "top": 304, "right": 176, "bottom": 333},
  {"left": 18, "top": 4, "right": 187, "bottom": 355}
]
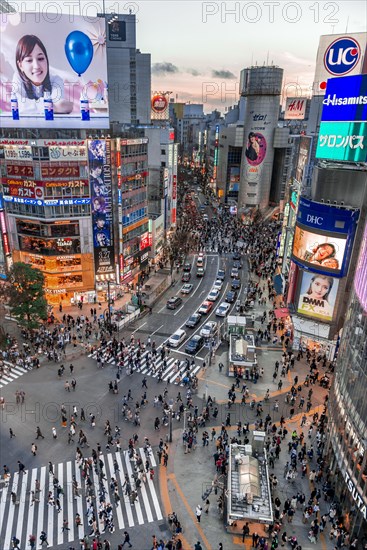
[
  {"left": 228, "top": 167, "right": 240, "bottom": 193},
  {"left": 292, "top": 225, "right": 347, "bottom": 276},
  {"left": 297, "top": 271, "right": 339, "bottom": 322},
  {"left": 313, "top": 33, "right": 367, "bottom": 96},
  {"left": 151, "top": 93, "right": 170, "bottom": 121},
  {"left": 321, "top": 74, "right": 367, "bottom": 122},
  {"left": 284, "top": 97, "right": 307, "bottom": 120},
  {"left": 354, "top": 222, "right": 367, "bottom": 313},
  {"left": 88, "top": 140, "right": 115, "bottom": 279},
  {"left": 295, "top": 137, "right": 311, "bottom": 184},
  {"left": 292, "top": 198, "right": 359, "bottom": 277},
  {"left": 316, "top": 121, "right": 367, "bottom": 162},
  {"left": 0, "top": 13, "right": 109, "bottom": 129}
]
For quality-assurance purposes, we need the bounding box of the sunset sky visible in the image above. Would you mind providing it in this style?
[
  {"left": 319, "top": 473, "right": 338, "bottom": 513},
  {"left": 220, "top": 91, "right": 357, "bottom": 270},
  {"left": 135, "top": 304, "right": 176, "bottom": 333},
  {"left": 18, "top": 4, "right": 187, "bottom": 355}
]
[{"left": 6, "top": 0, "right": 367, "bottom": 112}]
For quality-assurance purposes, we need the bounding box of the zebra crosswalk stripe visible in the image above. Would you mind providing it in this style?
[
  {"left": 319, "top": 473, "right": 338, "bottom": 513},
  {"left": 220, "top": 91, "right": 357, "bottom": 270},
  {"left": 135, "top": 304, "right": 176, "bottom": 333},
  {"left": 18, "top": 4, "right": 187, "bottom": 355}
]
[
  {"left": 0, "top": 361, "right": 30, "bottom": 388},
  {"left": 88, "top": 344, "right": 202, "bottom": 386},
  {"left": 0, "top": 448, "right": 162, "bottom": 550}
]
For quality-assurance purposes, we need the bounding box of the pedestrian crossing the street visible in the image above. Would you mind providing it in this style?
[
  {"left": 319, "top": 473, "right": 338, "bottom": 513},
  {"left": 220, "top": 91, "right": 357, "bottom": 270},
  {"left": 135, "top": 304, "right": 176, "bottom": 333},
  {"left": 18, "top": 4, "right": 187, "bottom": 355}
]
[
  {"left": 0, "top": 448, "right": 162, "bottom": 550},
  {"left": 88, "top": 344, "right": 203, "bottom": 386},
  {"left": 0, "top": 361, "right": 30, "bottom": 390}
]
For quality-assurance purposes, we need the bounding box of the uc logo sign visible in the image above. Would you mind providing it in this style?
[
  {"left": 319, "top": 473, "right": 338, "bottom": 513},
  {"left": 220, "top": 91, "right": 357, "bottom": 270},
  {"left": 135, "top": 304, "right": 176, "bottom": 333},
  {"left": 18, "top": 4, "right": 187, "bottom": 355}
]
[{"left": 324, "top": 37, "right": 361, "bottom": 76}]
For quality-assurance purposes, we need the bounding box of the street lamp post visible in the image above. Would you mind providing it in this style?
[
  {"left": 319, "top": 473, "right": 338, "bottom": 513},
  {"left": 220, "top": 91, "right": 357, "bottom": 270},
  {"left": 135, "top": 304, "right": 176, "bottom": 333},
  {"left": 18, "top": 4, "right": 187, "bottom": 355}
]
[{"left": 168, "top": 398, "right": 174, "bottom": 443}]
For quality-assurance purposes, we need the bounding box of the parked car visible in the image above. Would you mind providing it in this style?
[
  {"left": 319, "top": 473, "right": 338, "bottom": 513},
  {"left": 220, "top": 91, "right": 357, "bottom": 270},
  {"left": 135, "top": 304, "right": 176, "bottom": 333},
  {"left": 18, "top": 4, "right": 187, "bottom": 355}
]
[
  {"left": 183, "top": 263, "right": 192, "bottom": 272},
  {"left": 226, "top": 290, "right": 237, "bottom": 303},
  {"left": 185, "top": 312, "right": 202, "bottom": 328},
  {"left": 182, "top": 272, "right": 191, "bottom": 282},
  {"left": 217, "top": 269, "right": 226, "bottom": 281},
  {"left": 181, "top": 283, "right": 193, "bottom": 294},
  {"left": 200, "top": 321, "right": 218, "bottom": 338},
  {"left": 231, "top": 268, "right": 239, "bottom": 279},
  {"left": 168, "top": 329, "right": 187, "bottom": 348},
  {"left": 213, "top": 279, "right": 223, "bottom": 291},
  {"left": 185, "top": 334, "right": 204, "bottom": 355},
  {"left": 207, "top": 288, "right": 220, "bottom": 302},
  {"left": 198, "top": 301, "right": 213, "bottom": 314},
  {"left": 196, "top": 267, "right": 206, "bottom": 277},
  {"left": 166, "top": 296, "right": 183, "bottom": 310},
  {"left": 233, "top": 260, "right": 242, "bottom": 269},
  {"left": 231, "top": 279, "right": 241, "bottom": 290},
  {"left": 215, "top": 302, "right": 231, "bottom": 317}
]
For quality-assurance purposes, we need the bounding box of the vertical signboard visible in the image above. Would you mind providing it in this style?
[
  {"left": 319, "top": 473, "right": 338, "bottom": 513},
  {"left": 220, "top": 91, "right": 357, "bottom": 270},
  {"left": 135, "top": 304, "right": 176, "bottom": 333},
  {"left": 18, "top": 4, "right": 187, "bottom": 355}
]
[
  {"left": 354, "top": 222, "right": 367, "bottom": 313},
  {"left": 88, "top": 139, "right": 115, "bottom": 280}
]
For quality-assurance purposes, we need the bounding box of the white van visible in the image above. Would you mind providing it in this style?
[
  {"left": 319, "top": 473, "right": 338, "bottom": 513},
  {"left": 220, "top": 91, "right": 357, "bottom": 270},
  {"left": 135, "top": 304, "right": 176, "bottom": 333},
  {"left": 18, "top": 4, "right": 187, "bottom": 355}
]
[{"left": 168, "top": 329, "right": 187, "bottom": 348}]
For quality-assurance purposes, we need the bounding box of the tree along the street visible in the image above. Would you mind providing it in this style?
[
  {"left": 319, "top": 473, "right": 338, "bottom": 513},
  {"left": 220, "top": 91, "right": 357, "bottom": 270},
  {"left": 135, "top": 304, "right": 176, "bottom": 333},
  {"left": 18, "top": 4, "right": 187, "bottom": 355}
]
[{"left": 4, "top": 262, "right": 48, "bottom": 330}]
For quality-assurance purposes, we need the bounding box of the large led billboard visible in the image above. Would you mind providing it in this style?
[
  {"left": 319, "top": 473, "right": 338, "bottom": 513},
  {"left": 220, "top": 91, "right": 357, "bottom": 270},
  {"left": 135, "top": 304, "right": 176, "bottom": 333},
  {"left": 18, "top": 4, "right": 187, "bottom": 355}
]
[
  {"left": 321, "top": 74, "right": 367, "bottom": 122},
  {"left": 316, "top": 121, "right": 367, "bottom": 162},
  {"left": 88, "top": 140, "right": 115, "bottom": 280},
  {"left": 0, "top": 13, "right": 109, "bottom": 129},
  {"left": 292, "top": 198, "right": 359, "bottom": 277},
  {"left": 295, "top": 137, "right": 312, "bottom": 184},
  {"left": 354, "top": 222, "right": 367, "bottom": 313},
  {"left": 297, "top": 270, "right": 339, "bottom": 322}
]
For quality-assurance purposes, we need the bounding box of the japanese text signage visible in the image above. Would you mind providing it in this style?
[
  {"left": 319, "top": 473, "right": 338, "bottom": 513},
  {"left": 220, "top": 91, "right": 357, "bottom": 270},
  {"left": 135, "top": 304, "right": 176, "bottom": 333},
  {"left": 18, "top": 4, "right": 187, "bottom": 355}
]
[
  {"left": 321, "top": 74, "right": 367, "bottom": 122},
  {"left": 316, "top": 121, "right": 367, "bottom": 162},
  {"left": 88, "top": 140, "right": 115, "bottom": 279}
]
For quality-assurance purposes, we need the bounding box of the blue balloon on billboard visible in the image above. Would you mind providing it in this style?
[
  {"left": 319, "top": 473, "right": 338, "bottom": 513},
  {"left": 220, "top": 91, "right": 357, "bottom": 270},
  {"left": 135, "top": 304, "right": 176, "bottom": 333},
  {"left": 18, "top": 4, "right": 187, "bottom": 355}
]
[{"left": 65, "top": 31, "right": 93, "bottom": 76}]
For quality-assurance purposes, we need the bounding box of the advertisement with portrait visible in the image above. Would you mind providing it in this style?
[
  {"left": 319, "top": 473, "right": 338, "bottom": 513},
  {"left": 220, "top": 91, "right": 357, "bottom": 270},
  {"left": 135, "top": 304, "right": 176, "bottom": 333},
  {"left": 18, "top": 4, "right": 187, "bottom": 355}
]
[
  {"left": 295, "top": 137, "right": 312, "bottom": 184},
  {"left": 297, "top": 270, "right": 339, "bottom": 322},
  {"left": 312, "top": 33, "right": 367, "bottom": 96},
  {"left": 354, "top": 221, "right": 367, "bottom": 313},
  {"left": 88, "top": 140, "right": 115, "bottom": 279},
  {"left": 292, "top": 198, "right": 359, "bottom": 277},
  {"left": 0, "top": 12, "right": 109, "bottom": 129},
  {"left": 292, "top": 226, "right": 347, "bottom": 277}
]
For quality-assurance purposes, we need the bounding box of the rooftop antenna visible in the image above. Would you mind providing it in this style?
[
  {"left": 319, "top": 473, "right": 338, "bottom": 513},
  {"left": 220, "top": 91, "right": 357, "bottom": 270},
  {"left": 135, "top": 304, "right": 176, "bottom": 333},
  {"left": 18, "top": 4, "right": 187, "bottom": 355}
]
[
  {"left": 266, "top": 51, "right": 269, "bottom": 65},
  {"left": 345, "top": 16, "right": 349, "bottom": 32},
  {"left": 331, "top": 23, "right": 336, "bottom": 34}
]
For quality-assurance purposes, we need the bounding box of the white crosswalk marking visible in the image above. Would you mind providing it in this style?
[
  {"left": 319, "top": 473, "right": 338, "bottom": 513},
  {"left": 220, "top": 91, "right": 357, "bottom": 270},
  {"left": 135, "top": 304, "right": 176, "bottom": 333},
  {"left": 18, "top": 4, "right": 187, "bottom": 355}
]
[
  {"left": 0, "top": 361, "right": 31, "bottom": 388},
  {"left": 0, "top": 447, "right": 162, "bottom": 549},
  {"left": 88, "top": 343, "right": 203, "bottom": 386}
]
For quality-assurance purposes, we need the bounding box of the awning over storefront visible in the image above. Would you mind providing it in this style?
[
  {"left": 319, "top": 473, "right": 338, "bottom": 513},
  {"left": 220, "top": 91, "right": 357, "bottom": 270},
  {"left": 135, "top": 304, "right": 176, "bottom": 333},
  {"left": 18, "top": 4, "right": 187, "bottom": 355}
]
[{"left": 274, "top": 307, "right": 290, "bottom": 319}]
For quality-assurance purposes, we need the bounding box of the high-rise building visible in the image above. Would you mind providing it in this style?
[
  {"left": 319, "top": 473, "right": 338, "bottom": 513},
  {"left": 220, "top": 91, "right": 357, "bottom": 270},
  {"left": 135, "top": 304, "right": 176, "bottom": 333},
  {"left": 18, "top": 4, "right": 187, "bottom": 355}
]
[
  {"left": 106, "top": 14, "right": 151, "bottom": 125},
  {"left": 327, "top": 218, "right": 367, "bottom": 538},
  {"left": 238, "top": 66, "right": 283, "bottom": 210}
]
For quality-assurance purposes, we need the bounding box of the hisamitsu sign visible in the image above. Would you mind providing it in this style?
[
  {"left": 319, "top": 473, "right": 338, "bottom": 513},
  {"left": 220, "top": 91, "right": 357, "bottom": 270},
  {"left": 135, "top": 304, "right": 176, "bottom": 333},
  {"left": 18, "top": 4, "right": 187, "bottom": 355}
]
[{"left": 321, "top": 74, "right": 367, "bottom": 122}]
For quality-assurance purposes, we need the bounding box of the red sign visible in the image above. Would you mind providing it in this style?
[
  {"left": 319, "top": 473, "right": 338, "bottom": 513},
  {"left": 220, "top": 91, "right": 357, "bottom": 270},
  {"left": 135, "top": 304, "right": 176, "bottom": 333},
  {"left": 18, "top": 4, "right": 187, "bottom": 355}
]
[
  {"left": 172, "top": 208, "right": 177, "bottom": 225},
  {"left": 7, "top": 165, "right": 34, "bottom": 177},
  {"left": 140, "top": 232, "right": 151, "bottom": 251},
  {"left": 41, "top": 165, "right": 80, "bottom": 178},
  {"left": 119, "top": 254, "right": 124, "bottom": 273},
  {"left": 172, "top": 175, "right": 177, "bottom": 200},
  {"left": 151, "top": 94, "right": 168, "bottom": 113}
]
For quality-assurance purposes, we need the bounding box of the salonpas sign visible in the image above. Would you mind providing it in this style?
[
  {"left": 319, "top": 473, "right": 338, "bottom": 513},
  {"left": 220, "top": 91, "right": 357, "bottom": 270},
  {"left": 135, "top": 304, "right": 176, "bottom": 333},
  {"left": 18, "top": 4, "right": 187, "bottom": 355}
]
[{"left": 316, "top": 121, "right": 367, "bottom": 162}]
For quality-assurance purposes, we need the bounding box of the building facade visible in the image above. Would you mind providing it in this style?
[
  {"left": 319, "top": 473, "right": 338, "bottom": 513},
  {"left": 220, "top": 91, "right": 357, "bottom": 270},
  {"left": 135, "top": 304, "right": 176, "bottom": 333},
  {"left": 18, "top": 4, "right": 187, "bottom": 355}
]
[{"left": 327, "top": 219, "right": 367, "bottom": 539}]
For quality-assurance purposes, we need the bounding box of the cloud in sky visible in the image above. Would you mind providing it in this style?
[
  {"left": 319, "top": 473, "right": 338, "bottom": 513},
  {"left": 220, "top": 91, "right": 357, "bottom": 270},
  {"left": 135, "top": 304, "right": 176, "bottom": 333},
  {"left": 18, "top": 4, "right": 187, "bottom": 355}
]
[
  {"left": 211, "top": 69, "right": 236, "bottom": 79},
  {"left": 186, "top": 68, "right": 201, "bottom": 76},
  {"left": 152, "top": 62, "right": 179, "bottom": 76}
]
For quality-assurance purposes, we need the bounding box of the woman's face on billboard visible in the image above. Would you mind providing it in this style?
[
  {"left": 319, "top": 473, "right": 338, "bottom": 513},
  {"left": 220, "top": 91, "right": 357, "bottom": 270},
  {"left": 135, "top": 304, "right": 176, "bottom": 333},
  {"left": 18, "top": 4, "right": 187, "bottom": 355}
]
[
  {"left": 18, "top": 44, "right": 48, "bottom": 86},
  {"left": 314, "top": 244, "right": 334, "bottom": 261},
  {"left": 310, "top": 277, "right": 330, "bottom": 299}
]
